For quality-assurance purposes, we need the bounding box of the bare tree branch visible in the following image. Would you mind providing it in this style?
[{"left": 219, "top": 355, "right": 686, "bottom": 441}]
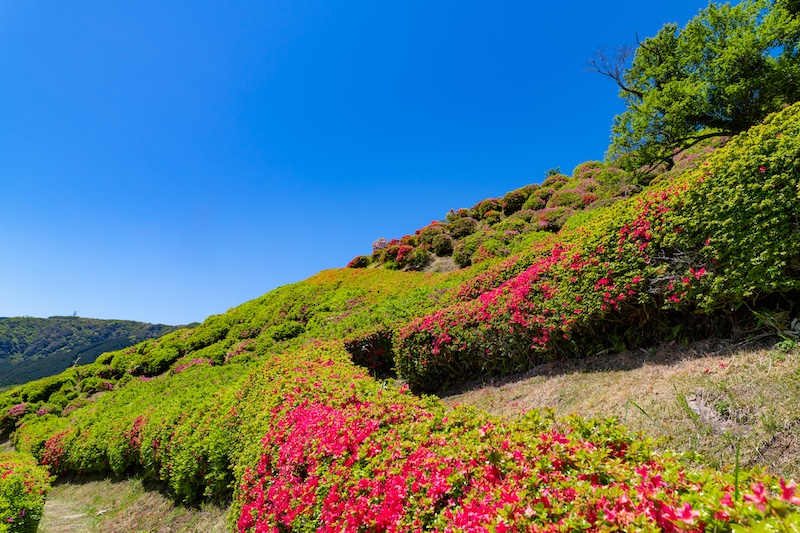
[{"left": 586, "top": 44, "right": 643, "bottom": 98}]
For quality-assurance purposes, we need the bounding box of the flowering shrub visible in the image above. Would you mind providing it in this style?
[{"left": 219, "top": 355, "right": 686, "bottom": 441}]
[
  {"left": 502, "top": 187, "right": 530, "bottom": 215},
  {"left": 346, "top": 255, "right": 371, "bottom": 269},
  {"left": 470, "top": 198, "right": 502, "bottom": 220},
  {"left": 483, "top": 209, "right": 503, "bottom": 225},
  {"left": 7, "top": 337, "right": 800, "bottom": 531},
  {"left": 396, "top": 101, "right": 800, "bottom": 392},
  {"left": 522, "top": 195, "right": 546, "bottom": 211},
  {"left": 541, "top": 173, "right": 570, "bottom": 189},
  {"left": 0, "top": 452, "right": 50, "bottom": 533},
  {"left": 171, "top": 357, "right": 213, "bottom": 374},
  {"left": 536, "top": 206, "right": 576, "bottom": 231},
  {"left": 547, "top": 188, "right": 585, "bottom": 209},
  {"left": 232, "top": 345, "right": 800, "bottom": 532},
  {"left": 447, "top": 216, "right": 478, "bottom": 239},
  {"left": 343, "top": 326, "right": 394, "bottom": 377},
  {"left": 432, "top": 233, "right": 454, "bottom": 256}
]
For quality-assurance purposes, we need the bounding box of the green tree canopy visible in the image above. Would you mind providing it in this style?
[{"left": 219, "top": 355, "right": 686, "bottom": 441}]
[{"left": 592, "top": 0, "right": 800, "bottom": 171}]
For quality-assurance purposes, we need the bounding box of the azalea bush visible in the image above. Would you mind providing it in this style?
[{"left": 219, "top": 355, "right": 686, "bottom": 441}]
[
  {"left": 0, "top": 452, "right": 50, "bottom": 533},
  {"left": 7, "top": 336, "right": 800, "bottom": 531},
  {"left": 231, "top": 344, "right": 800, "bottom": 532},
  {"left": 395, "top": 101, "right": 800, "bottom": 392}
]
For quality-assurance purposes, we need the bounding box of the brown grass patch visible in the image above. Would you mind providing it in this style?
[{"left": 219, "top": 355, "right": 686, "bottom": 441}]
[
  {"left": 39, "top": 477, "right": 229, "bottom": 533},
  {"left": 440, "top": 338, "right": 800, "bottom": 480}
]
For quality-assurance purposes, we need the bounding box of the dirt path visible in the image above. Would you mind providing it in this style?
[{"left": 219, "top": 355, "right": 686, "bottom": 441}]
[
  {"left": 38, "top": 477, "right": 230, "bottom": 533},
  {"left": 39, "top": 495, "right": 92, "bottom": 533}
]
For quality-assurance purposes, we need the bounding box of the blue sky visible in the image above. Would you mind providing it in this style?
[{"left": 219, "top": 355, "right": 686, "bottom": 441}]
[{"left": 0, "top": 1, "right": 712, "bottom": 325}]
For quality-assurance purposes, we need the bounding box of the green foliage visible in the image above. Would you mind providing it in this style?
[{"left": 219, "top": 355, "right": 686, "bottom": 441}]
[
  {"left": 343, "top": 326, "right": 395, "bottom": 377},
  {"left": 431, "top": 233, "right": 454, "bottom": 256},
  {"left": 601, "top": 0, "right": 800, "bottom": 170},
  {"left": 446, "top": 216, "right": 478, "bottom": 239},
  {"left": 541, "top": 173, "right": 569, "bottom": 189},
  {"left": 482, "top": 209, "right": 502, "bottom": 225},
  {"left": 0, "top": 452, "right": 51, "bottom": 533},
  {"left": 501, "top": 187, "right": 530, "bottom": 215},
  {"left": 469, "top": 198, "right": 502, "bottom": 219},
  {"left": 521, "top": 194, "right": 545, "bottom": 211},
  {"left": 546, "top": 188, "right": 585, "bottom": 209},
  {"left": 416, "top": 223, "right": 444, "bottom": 246},
  {"left": 346, "top": 255, "right": 371, "bottom": 269},
  {"left": 453, "top": 234, "right": 481, "bottom": 268},
  {"left": 536, "top": 206, "right": 576, "bottom": 231},
  {"left": 395, "top": 101, "right": 800, "bottom": 393},
  {"left": 266, "top": 321, "right": 305, "bottom": 342}
]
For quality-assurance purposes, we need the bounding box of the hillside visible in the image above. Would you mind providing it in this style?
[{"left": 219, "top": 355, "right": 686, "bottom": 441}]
[
  {"left": 1, "top": 100, "right": 800, "bottom": 532},
  {"left": 0, "top": 316, "right": 184, "bottom": 389}
]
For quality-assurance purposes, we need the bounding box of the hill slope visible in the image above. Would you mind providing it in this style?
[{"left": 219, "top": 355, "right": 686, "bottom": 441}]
[
  {"left": 0, "top": 316, "right": 182, "bottom": 389},
  {"left": 2, "top": 103, "right": 800, "bottom": 532}
]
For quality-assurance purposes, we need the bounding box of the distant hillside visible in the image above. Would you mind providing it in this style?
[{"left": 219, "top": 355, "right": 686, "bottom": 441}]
[{"left": 0, "top": 316, "right": 184, "bottom": 388}]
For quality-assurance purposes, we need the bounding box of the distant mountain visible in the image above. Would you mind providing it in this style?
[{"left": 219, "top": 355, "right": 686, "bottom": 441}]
[{"left": 0, "top": 316, "right": 184, "bottom": 388}]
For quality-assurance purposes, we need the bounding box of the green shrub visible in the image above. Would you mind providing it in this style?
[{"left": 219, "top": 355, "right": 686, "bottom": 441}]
[
  {"left": 482, "top": 209, "right": 502, "bottom": 225},
  {"left": 546, "top": 188, "right": 585, "bottom": 209},
  {"left": 404, "top": 247, "right": 432, "bottom": 271},
  {"left": 347, "top": 255, "right": 371, "bottom": 269},
  {"left": 470, "top": 198, "right": 501, "bottom": 219},
  {"left": 501, "top": 188, "right": 530, "bottom": 215},
  {"left": 572, "top": 161, "right": 603, "bottom": 180},
  {"left": 0, "top": 452, "right": 51, "bottom": 533},
  {"left": 343, "top": 327, "right": 394, "bottom": 378},
  {"left": 399, "top": 234, "right": 417, "bottom": 247},
  {"left": 521, "top": 195, "right": 545, "bottom": 211},
  {"left": 431, "top": 234, "right": 454, "bottom": 256},
  {"left": 453, "top": 235, "right": 482, "bottom": 268},
  {"left": 536, "top": 206, "right": 575, "bottom": 231},
  {"left": 447, "top": 217, "right": 478, "bottom": 239},
  {"left": 417, "top": 224, "right": 444, "bottom": 246},
  {"left": 266, "top": 321, "right": 305, "bottom": 342},
  {"left": 445, "top": 208, "right": 470, "bottom": 222},
  {"left": 541, "top": 173, "right": 569, "bottom": 189}
]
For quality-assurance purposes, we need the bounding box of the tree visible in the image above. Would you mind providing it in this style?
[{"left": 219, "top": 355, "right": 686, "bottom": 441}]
[{"left": 591, "top": 0, "right": 800, "bottom": 172}]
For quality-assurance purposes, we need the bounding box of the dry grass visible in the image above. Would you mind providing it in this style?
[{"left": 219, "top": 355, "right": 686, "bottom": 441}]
[
  {"left": 440, "top": 338, "right": 800, "bottom": 480},
  {"left": 39, "top": 477, "right": 229, "bottom": 533}
]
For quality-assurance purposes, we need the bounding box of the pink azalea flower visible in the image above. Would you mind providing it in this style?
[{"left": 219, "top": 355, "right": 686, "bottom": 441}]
[
  {"left": 744, "top": 482, "right": 768, "bottom": 512},
  {"left": 780, "top": 479, "right": 800, "bottom": 506}
]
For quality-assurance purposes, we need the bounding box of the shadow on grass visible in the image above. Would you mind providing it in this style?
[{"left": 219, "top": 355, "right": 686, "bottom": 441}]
[
  {"left": 48, "top": 471, "right": 232, "bottom": 511},
  {"left": 436, "top": 336, "right": 778, "bottom": 399}
]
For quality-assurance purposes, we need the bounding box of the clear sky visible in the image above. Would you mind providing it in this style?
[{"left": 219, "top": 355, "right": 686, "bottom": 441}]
[{"left": 0, "top": 1, "right": 712, "bottom": 325}]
